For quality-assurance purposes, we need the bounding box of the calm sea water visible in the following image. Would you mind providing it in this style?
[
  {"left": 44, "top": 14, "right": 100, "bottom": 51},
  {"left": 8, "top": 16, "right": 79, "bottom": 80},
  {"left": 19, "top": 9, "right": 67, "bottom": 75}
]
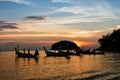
[{"left": 0, "top": 51, "right": 120, "bottom": 80}]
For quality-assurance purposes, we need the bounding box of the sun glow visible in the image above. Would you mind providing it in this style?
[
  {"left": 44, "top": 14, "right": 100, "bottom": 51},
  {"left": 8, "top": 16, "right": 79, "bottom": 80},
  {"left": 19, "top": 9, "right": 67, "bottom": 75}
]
[
  {"left": 73, "top": 41, "right": 96, "bottom": 47},
  {"left": 73, "top": 41, "right": 83, "bottom": 47}
]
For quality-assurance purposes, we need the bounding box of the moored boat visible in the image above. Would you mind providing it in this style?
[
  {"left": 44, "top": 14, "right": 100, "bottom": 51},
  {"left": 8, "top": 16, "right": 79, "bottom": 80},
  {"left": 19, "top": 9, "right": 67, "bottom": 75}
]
[
  {"left": 82, "top": 50, "right": 104, "bottom": 55},
  {"left": 43, "top": 47, "right": 69, "bottom": 57},
  {"left": 15, "top": 46, "right": 39, "bottom": 58}
]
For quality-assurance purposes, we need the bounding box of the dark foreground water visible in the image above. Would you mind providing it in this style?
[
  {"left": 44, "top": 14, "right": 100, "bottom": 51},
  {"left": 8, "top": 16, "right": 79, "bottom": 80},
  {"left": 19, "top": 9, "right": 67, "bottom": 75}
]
[{"left": 0, "top": 51, "right": 120, "bottom": 80}]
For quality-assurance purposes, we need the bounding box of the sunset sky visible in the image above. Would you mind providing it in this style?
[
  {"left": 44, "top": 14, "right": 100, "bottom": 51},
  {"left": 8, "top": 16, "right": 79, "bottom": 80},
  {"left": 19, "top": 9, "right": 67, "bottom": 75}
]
[{"left": 0, "top": 0, "right": 120, "bottom": 50}]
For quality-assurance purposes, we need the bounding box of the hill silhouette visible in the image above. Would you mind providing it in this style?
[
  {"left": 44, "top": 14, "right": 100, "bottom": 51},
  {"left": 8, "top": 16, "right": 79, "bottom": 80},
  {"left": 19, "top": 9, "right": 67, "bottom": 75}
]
[
  {"left": 98, "top": 29, "right": 120, "bottom": 51},
  {"left": 51, "top": 40, "right": 80, "bottom": 50}
]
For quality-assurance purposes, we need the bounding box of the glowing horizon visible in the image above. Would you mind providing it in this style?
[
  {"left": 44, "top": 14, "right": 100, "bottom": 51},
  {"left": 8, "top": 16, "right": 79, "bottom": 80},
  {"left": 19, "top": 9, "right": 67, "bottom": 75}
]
[{"left": 0, "top": 0, "right": 120, "bottom": 50}]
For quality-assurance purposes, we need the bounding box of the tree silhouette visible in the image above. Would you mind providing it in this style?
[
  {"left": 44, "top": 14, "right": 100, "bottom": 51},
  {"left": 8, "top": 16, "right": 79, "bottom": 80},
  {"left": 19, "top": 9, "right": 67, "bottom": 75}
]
[
  {"left": 98, "top": 29, "right": 120, "bottom": 51},
  {"left": 51, "top": 40, "right": 80, "bottom": 50}
]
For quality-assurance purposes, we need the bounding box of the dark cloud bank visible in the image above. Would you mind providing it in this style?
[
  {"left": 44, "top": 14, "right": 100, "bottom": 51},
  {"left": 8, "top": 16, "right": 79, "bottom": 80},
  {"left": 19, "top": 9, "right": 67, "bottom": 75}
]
[
  {"left": 23, "top": 16, "right": 48, "bottom": 21},
  {"left": 0, "top": 21, "right": 19, "bottom": 31}
]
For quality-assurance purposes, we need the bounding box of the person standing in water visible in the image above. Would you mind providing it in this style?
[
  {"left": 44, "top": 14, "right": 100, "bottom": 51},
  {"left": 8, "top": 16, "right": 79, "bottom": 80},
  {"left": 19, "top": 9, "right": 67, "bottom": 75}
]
[
  {"left": 34, "top": 49, "right": 39, "bottom": 57},
  {"left": 28, "top": 48, "right": 30, "bottom": 54}
]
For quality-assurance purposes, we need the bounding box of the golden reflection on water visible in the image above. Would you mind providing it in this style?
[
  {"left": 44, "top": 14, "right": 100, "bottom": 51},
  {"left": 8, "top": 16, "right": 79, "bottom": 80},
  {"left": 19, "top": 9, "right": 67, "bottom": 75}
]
[{"left": 0, "top": 51, "right": 120, "bottom": 80}]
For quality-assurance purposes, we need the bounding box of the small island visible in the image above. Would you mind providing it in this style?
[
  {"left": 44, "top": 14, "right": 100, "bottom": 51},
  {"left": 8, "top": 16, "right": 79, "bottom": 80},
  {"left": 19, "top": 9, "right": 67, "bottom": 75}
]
[{"left": 43, "top": 40, "right": 82, "bottom": 57}]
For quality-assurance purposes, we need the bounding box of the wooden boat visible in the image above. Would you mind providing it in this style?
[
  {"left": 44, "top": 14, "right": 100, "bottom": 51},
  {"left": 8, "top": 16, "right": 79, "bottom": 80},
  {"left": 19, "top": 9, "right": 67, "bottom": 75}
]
[
  {"left": 82, "top": 50, "right": 104, "bottom": 55},
  {"left": 43, "top": 47, "right": 69, "bottom": 57},
  {"left": 66, "top": 51, "right": 81, "bottom": 55},
  {"left": 94, "top": 50, "right": 105, "bottom": 54},
  {"left": 15, "top": 48, "right": 39, "bottom": 58}
]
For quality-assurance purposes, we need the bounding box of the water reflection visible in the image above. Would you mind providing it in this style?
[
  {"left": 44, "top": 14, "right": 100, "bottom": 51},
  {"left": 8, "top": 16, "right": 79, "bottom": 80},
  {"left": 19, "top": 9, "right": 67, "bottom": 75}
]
[
  {"left": 44, "top": 56, "right": 71, "bottom": 60},
  {"left": 43, "top": 56, "right": 71, "bottom": 64},
  {"left": 15, "top": 57, "right": 39, "bottom": 64},
  {"left": 0, "top": 51, "right": 120, "bottom": 80}
]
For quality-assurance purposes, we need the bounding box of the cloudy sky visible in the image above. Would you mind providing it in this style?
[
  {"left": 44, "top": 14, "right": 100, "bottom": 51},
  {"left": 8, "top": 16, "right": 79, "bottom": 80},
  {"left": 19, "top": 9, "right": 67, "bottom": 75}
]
[{"left": 0, "top": 0, "right": 120, "bottom": 49}]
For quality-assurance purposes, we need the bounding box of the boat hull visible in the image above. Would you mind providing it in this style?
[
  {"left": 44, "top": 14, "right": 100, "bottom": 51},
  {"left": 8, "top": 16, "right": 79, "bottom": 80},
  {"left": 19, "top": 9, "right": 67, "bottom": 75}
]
[
  {"left": 82, "top": 51, "right": 104, "bottom": 55},
  {"left": 15, "top": 52, "right": 38, "bottom": 58},
  {"left": 46, "top": 51, "right": 68, "bottom": 57}
]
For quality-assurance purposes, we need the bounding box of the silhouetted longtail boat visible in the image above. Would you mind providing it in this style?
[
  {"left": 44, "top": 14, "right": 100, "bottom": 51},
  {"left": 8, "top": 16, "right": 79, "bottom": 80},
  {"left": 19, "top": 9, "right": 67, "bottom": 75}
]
[
  {"left": 15, "top": 47, "right": 39, "bottom": 58},
  {"left": 82, "top": 50, "right": 104, "bottom": 55},
  {"left": 43, "top": 47, "right": 69, "bottom": 57}
]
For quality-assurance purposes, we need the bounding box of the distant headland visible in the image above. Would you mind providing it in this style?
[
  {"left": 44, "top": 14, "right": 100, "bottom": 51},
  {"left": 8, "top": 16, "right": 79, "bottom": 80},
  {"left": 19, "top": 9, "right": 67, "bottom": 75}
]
[{"left": 98, "top": 28, "right": 120, "bottom": 52}]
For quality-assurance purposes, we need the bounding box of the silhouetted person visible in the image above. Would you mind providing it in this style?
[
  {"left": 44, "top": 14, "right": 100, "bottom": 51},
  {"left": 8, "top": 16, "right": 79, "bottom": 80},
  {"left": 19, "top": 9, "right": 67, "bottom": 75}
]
[
  {"left": 34, "top": 49, "right": 39, "bottom": 56},
  {"left": 75, "top": 49, "right": 81, "bottom": 55},
  {"left": 15, "top": 47, "right": 18, "bottom": 56},
  {"left": 23, "top": 48, "right": 25, "bottom": 54},
  {"left": 28, "top": 48, "right": 30, "bottom": 54},
  {"left": 15, "top": 47, "right": 17, "bottom": 52}
]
